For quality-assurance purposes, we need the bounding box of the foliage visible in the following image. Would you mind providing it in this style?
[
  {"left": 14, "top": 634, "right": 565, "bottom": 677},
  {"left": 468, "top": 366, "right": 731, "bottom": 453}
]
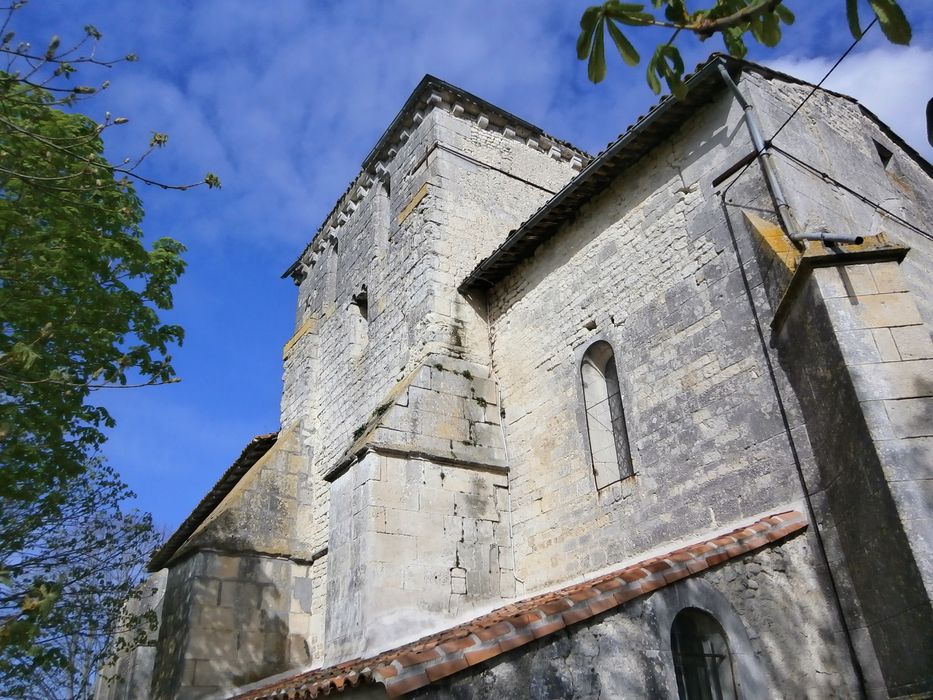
[
  {"left": 0, "top": 2, "right": 213, "bottom": 689},
  {"left": 0, "top": 463, "right": 162, "bottom": 699},
  {"left": 577, "top": 0, "right": 913, "bottom": 96}
]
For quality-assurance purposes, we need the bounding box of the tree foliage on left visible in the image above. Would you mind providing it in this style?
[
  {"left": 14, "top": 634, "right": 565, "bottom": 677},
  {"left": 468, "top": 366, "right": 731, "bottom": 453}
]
[
  {"left": 0, "top": 4, "right": 215, "bottom": 692},
  {"left": 0, "top": 464, "right": 162, "bottom": 699}
]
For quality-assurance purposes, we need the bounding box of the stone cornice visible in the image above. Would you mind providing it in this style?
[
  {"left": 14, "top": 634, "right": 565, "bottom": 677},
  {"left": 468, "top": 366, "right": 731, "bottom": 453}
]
[{"left": 283, "top": 75, "right": 590, "bottom": 284}]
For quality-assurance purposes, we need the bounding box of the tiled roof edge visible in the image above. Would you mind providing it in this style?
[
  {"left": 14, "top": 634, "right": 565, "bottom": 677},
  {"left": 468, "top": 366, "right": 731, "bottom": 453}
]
[
  {"left": 232, "top": 509, "right": 806, "bottom": 699},
  {"left": 148, "top": 432, "right": 279, "bottom": 572},
  {"left": 458, "top": 53, "right": 932, "bottom": 294}
]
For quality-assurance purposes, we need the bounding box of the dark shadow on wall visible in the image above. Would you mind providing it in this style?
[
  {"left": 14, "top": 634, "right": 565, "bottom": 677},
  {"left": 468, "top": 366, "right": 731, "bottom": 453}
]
[
  {"left": 406, "top": 544, "right": 862, "bottom": 700},
  {"left": 149, "top": 550, "right": 299, "bottom": 700}
]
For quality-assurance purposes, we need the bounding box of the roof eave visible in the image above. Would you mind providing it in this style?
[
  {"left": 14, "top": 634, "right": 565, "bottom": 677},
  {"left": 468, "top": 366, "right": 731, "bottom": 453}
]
[{"left": 459, "top": 56, "right": 737, "bottom": 294}]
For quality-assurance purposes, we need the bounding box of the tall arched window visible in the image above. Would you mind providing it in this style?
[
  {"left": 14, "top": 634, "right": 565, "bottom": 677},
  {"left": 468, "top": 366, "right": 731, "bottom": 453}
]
[
  {"left": 580, "top": 341, "right": 633, "bottom": 488},
  {"left": 671, "top": 608, "right": 737, "bottom": 700}
]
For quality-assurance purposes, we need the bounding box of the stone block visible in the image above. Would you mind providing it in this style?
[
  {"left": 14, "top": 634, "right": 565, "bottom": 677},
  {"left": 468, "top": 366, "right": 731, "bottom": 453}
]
[
  {"left": 838, "top": 264, "right": 879, "bottom": 296},
  {"left": 430, "top": 368, "right": 474, "bottom": 396},
  {"left": 860, "top": 400, "right": 896, "bottom": 441},
  {"left": 383, "top": 458, "right": 424, "bottom": 486},
  {"left": 454, "top": 491, "right": 500, "bottom": 522},
  {"left": 293, "top": 577, "right": 314, "bottom": 614},
  {"left": 438, "top": 467, "right": 495, "bottom": 496},
  {"left": 871, "top": 328, "right": 901, "bottom": 362},
  {"left": 418, "top": 487, "right": 456, "bottom": 514},
  {"left": 883, "top": 397, "right": 933, "bottom": 439},
  {"left": 220, "top": 580, "right": 261, "bottom": 610},
  {"left": 823, "top": 292, "right": 922, "bottom": 331},
  {"left": 403, "top": 563, "right": 432, "bottom": 591},
  {"left": 191, "top": 577, "right": 220, "bottom": 606},
  {"left": 369, "top": 480, "right": 419, "bottom": 511},
  {"left": 417, "top": 528, "right": 458, "bottom": 561},
  {"left": 199, "top": 605, "right": 237, "bottom": 631},
  {"left": 471, "top": 421, "right": 504, "bottom": 448},
  {"left": 260, "top": 583, "right": 286, "bottom": 612},
  {"left": 849, "top": 359, "right": 933, "bottom": 401},
  {"left": 877, "top": 437, "right": 933, "bottom": 482},
  {"left": 205, "top": 555, "right": 241, "bottom": 580},
  {"left": 368, "top": 532, "right": 417, "bottom": 563},
  {"left": 186, "top": 631, "right": 236, "bottom": 659},
  {"left": 869, "top": 261, "right": 909, "bottom": 294},
  {"left": 891, "top": 325, "right": 933, "bottom": 360},
  {"left": 191, "top": 660, "right": 223, "bottom": 689}
]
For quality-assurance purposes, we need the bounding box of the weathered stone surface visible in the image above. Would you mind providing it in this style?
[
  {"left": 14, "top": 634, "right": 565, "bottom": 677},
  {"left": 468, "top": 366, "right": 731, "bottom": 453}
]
[{"left": 101, "top": 65, "right": 933, "bottom": 700}]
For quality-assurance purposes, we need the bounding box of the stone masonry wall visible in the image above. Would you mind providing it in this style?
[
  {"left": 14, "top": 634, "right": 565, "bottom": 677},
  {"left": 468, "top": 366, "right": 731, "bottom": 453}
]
[
  {"left": 325, "top": 450, "right": 512, "bottom": 663},
  {"left": 743, "top": 71, "right": 933, "bottom": 327},
  {"left": 412, "top": 533, "right": 859, "bottom": 699},
  {"left": 776, "top": 261, "right": 933, "bottom": 696},
  {"left": 278, "top": 86, "right": 583, "bottom": 665},
  {"left": 93, "top": 570, "right": 167, "bottom": 700},
  {"left": 324, "top": 353, "right": 514, "bottom": 661},
  {"left": 150, "top": 551, "right": 315, "bottom": 700},
  {"left": 484, "top": 82, "right": 812, "bottom": 593}
]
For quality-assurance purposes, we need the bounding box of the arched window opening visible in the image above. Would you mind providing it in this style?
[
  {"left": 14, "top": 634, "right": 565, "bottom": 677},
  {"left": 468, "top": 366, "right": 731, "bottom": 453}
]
[
  {"left": 581, "top": 341, "right": 633, "bottom": 488},
  {"left": 671, "top": 608, "right": 737, "bottom": 700}
]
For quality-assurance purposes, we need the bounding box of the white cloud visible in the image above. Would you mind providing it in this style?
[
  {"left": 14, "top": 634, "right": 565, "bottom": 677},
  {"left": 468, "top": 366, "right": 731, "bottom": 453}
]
[{"left": 767, "top": 46, "right": 933, "bottom": 162}]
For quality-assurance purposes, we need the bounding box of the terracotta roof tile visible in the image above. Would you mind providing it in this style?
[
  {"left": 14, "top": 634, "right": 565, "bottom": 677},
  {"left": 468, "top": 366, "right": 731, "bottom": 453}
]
[{"left": 231, "top": 510, "right": 806, "bottom": 700}]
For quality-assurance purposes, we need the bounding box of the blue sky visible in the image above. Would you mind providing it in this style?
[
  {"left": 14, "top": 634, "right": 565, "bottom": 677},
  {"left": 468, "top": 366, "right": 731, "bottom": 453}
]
[{"left": 11, "top": 1, "right": 933, "bottom": 537}]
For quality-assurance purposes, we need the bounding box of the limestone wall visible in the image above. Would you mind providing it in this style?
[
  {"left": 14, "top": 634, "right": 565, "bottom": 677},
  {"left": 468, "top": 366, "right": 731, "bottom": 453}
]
[
  {"left": 92, "top": 570, "right": 167, "bottom": 700},
  {"left": 276, "top": 84, "right": 583, "bottom": 666},
  {"left": 481, "top": 70, "right": 932, "bottom": 696},
  {"left": 742, "top": 71, "right": 933, "bottom": 327},
  {"left": 409, "top": 533, "right": 860, "bottom": 699},
  {"left": 149, "top": 551, "right": 315, "bottom": 700},
  {"left": 483, "top": 84, "right": 810, "bottom": 592}
]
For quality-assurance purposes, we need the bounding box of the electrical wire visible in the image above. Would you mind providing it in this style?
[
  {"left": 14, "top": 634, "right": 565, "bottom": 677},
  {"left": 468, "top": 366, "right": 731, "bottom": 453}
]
[
  {"left": 769, "top": 18, "right": 878, "bottom": 146},
  {"left": 773, "top": 144, "right": 933, "bottom": 242},
  {"left": 721, "top": 18, "right": 877, "bottom": 203}
]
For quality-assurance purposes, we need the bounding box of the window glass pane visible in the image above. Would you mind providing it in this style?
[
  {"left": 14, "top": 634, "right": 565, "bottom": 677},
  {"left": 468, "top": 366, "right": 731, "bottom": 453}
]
[
  {"left": 671, "top": 609, "right": 737, "bottom": 700},
  {"left": 581, "top": 341, "right": 633, "bottom": 488}
]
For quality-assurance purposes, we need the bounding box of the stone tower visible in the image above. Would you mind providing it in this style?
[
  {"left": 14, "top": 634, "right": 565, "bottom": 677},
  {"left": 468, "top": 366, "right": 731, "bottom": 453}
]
[{"left": 95, "top": 57, "right": 933, "bottom": 700}]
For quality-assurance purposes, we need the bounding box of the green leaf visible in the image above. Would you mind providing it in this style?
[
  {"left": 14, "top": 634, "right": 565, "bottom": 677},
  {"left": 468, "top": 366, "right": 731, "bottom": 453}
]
[
  {"left": 604, "top": 2, "right": 653, "bottom": 26},
  {"left": 605, "top": 19, "right": 640, "bottom": 66},
  {"left": 588, "top": 17, "right": 608, "bottom": 83},
  {"left": 868, "top": 0, "right": 912, "bottom": 44},
  {"left": 664, "top": 0, "right": 688, "bottom": 24},
  {"left": 722, "top": 26, "right": 748, "bottom": 58},
  {"left": 846, "top": 0, "right": 861, "bottom": 38},
  {"left": 775, "top": 4, "right": 795, "bottom": 25},
  {"left": 754, "top": 12, "right": 782, "bottom": 47},
  {"left": 577, "top": 6, "right": 601, "bottom": 59},
  {"left": 646, "top": 50, "right": 662, "bottom": 94}
]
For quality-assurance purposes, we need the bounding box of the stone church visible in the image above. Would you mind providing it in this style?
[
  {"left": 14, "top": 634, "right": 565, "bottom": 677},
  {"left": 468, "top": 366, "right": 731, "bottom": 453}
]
[{"left": 95, "top": 55, "right": 933, "bottom": 699}]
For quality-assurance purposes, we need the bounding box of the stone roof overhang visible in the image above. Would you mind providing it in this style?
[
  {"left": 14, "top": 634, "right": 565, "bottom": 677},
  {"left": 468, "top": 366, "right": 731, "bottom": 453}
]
[
  {"left": 282, "top": 74, "right": 589, "bottom": 282},
  {"left": 148, "top": 432, "right": 278, "bottom": 572},
  {"left": 458, "top": 54, "right": 933, "bottom": 294},
  {"left": 230, "top": 509, "right": 806, "bottom": 699}
]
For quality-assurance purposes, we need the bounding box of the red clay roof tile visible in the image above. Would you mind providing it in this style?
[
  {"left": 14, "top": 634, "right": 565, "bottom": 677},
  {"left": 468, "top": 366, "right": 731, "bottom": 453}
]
[{"left": 231, "top": 510, "right": 806, "bottom": 700}]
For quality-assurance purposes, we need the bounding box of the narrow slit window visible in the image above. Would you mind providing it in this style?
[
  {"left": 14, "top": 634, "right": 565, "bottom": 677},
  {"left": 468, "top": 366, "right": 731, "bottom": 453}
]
[
  {"left": 581, "top": 341, "right": 633, "bottom": 488},
  {"left": 350, "top": 286, "right": 369, "bottom": 356}
]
